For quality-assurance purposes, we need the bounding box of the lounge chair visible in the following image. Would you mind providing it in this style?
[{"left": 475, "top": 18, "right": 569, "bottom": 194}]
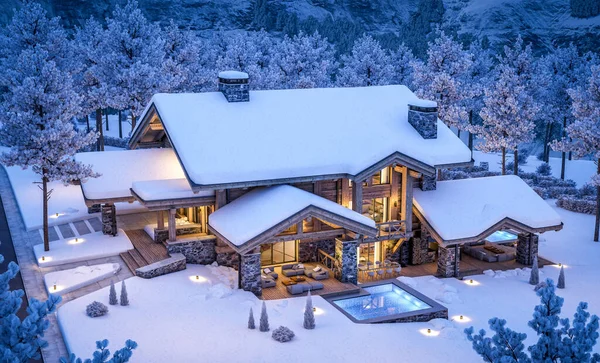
[
  {"left": 281, "top": 264, "right": 305, "bottom": 277},
  {"left": 261, "top": 276, "right": 276, "bottom": 288}
]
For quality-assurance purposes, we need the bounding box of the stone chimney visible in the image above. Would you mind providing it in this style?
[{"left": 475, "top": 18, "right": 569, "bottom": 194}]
[
  {"left": 218, "top": 71, "right": 249, "bottom": 102},
  {"left": 408, "top": 99, "right": 438, "bottom": 139}
]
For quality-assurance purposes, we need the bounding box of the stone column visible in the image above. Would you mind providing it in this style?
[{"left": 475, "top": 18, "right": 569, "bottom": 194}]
[
  {"left": 516, "top": 233, "right": 539, "bottom": 266},
  {"left": 168, "top": 208, "right": 176, "bottom": 242},
  {"left": 101, "top": 203, "right": 117, "bottom": 236},
  {"left": 335, "top": 239, "right": 359, "bottom": 284},
  {"left": 437, "top": 245, "right": 460, "bottom": 278},
  {"left": 239, "top": 252, "right": 261, "bottom": 296},
  {"left": 88, "top": 204, "right": 101, "bottom": 214},
  {"left": 420, "top": 174, "right": 437, "bottom": 191}
]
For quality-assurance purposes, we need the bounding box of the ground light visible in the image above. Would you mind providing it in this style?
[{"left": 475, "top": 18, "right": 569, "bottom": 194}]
[
  {"left": 464, "top": 279, "right": 480, "bottom": 286},
  {"left": 452, "top": 314, "right": 471, "bottom": 323},
  {"left": 552, "top": 263, "right": 567, "bottom": 268},
  {"left": 189, "top": 275, "right": 207, "bottom": 283},
  {"left": 304, "top": 307, "right": 324, "bottom": 315},
  {"left": 419, "top": 328, "right": 439, "bottom": 337},
  {"left": 68, "top": 237, "right": 84, "bottom": 245},
  {"left": 40, "top": 256, "right": 52, "bottom": 263}
]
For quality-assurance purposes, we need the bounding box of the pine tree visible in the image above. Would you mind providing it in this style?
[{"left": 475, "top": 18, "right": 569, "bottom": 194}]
[
  {"left": 109, "top": 281, "right": 118, "bottom": 305},
  {"left": 303, "top": 290, "right": 316, "bottom": 329},
  {"left": 529, "top": 256, "right": 539, "bottom": 286},
  {"left": 259, "top": 301, "right": 269, "bottom": 332},
  {"left": 120, "top": 281, "right": 129, "bottom": 306},
  {"left": 390, "top": 44, "right": 416, "bottom": 87},
  {"left": 161, "top": 20, "right": 205, "bottom": 93},
  {"left": 336, "top": 34, "right": 394, "bottom": 87},
  {"left": 60, "top": 339, "right": 138, "bottom": 363},
  {"left": 0, "top": 2, "right": 98, "bottom": 252},
  {"left": 551, "top": 65, "right": 600, "bottom": 242},
  {"left": 248, "top": 307, "right": 255, "bottom": 329},
  {"left": 558, "top": 266, "right": 566, "bottom": 289},
  {"left": 0, "top": 254, "right": 62, "bottom": 362}
]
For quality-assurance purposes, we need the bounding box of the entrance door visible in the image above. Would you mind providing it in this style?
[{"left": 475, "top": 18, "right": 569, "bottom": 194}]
[{"left": 261, "top": 240, "right": 297, "bottom": 266}]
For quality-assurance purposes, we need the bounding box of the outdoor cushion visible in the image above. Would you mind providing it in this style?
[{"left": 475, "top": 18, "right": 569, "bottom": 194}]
[
  {"left": 286, "top": 284, "right": 305, "bottom": 295},
  {"left": 307, "top": 281, "right": 324, "bottom": 290},
  {"left": 263, "top": 268, "right": 271, "bottom": 274},
  {"left": 261, "top": 277, "right": 276, "bottom": 288}
]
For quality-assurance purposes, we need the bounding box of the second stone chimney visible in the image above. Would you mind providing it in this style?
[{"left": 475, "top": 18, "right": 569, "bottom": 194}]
[
  {"left": 408, "top": 99, "right": 438, "bottom": 139},
  {"left": 218, "top": 71, "right": 249, "bottom": 103}
]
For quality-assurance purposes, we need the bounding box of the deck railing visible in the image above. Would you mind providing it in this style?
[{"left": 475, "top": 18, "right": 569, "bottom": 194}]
[
  {"left": 367, "top": 220, "right": 408, "bottom": 242},
  {"left": 317, "top": 248, "right": 338, "bottom": 272}
]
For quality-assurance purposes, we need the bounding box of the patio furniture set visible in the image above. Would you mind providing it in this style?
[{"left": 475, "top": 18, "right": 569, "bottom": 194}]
[
  {"left": 261, "top": 263, "right": 330, "bottom": 295},
  {"left": 462, "top": 242, "right": 516, "bottom": 263},
  {"left": 358, "top": 260, "right": 402, "bottom": 281}
]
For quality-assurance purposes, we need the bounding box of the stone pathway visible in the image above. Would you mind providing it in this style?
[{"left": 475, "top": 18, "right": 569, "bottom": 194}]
[{"left": 0, "top": 166, "right": 133, "bottom": 362}]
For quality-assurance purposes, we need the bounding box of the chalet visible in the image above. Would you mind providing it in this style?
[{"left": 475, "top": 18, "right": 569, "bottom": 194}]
[{"left": 75, "top": 71, "right": 563, "bottom": 296}]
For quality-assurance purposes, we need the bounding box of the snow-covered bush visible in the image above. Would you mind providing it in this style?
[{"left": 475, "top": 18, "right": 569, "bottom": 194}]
[
  {"left": 104, "top": 136, "right": 130, "bottom": 148},
  {"left": 86, "top": 301, "right": 108, "bottom": 317},
  {"left": 259, "top": 301, "right": 269, "bottom": 332},
  {"left": 120, "top": 281, "right": 129, "bottom": 306},
  {"left": 109, "top": 281, "right": 117, "bottom": 305},
  {"left": 518, "top": 146, "right": 532, "bottom": 164},
  {"left": 558, "top": 266, "right": 565, "bottom": 289},
  {"left": 248, "top": 308, "right": 255, "bottom": 330},
  {"left": 529, "top": 256, "right": 539, "bottom": 285},
  {"left": 303, "top": 290, "right": 315, "bottom": 329},
  {"left": 579, "top": 183, "right": 598, "bottom": 197},
  {"left": 271, "top": 326, "right": 295, "bottom": 343},
  {"left": 536, "top": 162, "right": 552, "bottom": 176},
  {"left": 505, "top": 161, "right": 523, "bottom": 175},
  {"left": 60, "top": 339, "right": 137, "bottom": 363},
  {"left": 556, "top": 197, "right": 596, "bottom": 215}
]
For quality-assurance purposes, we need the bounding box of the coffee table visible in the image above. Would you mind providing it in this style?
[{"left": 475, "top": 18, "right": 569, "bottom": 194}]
[
  {"left": 290, "top": 276, "right": 306, "bottom": 282},
  {"left": 282, "top": 280, "right": 296, "bottom": 286}
]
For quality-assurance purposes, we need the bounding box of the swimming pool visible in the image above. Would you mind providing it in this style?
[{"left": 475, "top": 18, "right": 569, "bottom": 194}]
[{"left": 326, "top": 281, "right": 447, "bottom": 323}]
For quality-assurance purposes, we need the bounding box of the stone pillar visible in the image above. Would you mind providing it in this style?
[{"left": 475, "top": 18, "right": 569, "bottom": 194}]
[
  {"left": 335, "top": 239, "right": 358, "bottom": 284},
  {"left": 101, "top": 203, "right": 117, "bottom": 236},
  {"left": 399, "top": 240, "right": 410, "bottom": 267},
  {"left": 420, "top": 174, "right": 437, "bottom": 191},
  {"left": 239, "top": 252, "right": 261, "bottom": 296},
  {"left": 168, "top": 208, "right": 176, "bottom": 242},
  {"left": 400, "top": 168, "right": 414, "bottom": 232},
  {"left": 437, "top": 245, "right": 460, "bottom": 278},
  {"left": 516, "top": 233, "right": 539, "bottom": 266},
  {"left": 88, "top": 204, "right": 101, "bottom": 214}
]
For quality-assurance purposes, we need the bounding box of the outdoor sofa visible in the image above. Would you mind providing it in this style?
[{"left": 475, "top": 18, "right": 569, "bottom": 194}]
[{"left": 286, "top": 281, "right": 324, "bottom": 295}]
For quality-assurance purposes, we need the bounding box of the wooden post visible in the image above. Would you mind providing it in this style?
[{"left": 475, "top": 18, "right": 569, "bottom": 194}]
[
  {"left": 105, "top": 109, "right": 109, "bottom": 131},
  {"left": 96, "top": 109, "right": 104, "bottom": 151},
  {"left": 400, "top": 167, "right": 414, "bottom": 233},
  {"left": 341, "top": 178, "right": 351, "bottom": 208},
  {"left": 168, "top": 208, "right": 176, "bottom": 242},
  {"left": 157, "top": 210, "right": 164, "bottom": 230},
  {"left": 215, "top": 190, "right": 227, "bottom": 210},
  {"left": 313, "top": 181, "right": 322, "bottom": 231},
  {"left": 390, "top": 168, "right": 399, "bottom": 220},
  {"left": 118, "top": 110, "right": 123, "bottom": 139},
  {"left": 351, "top": 180, "right": 363, "bottom": 214}
]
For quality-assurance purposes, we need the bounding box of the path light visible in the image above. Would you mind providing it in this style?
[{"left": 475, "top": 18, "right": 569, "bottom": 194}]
[
  {"left": 469, "top": 279, "right": 473, "bottom": 284},
  {"left": 313, "top": 307, "right": 317, "bottom": 312},
  {"left": 196, "top": 275, "right": 199, "bottom": 280},
  {"left": 56, "top": 213, "right": 59, "bottom": 217},
  {"left": 190, "top": 275, "right": 207, "bottom": 283},
  {"left": 460, "top": 315, "right": 463, "bottom": 320},
  {"left": 464, "top": 279, "right": 480, "bottom": 286},
  {"left": 41, "top": 256, "right": 45, "bottom": 261},
  {"left": 53, "top": 284, "right": 57, "bottom": 291},
  {"left": 453, "top": 314, "right": 471, "bottom": 323},
  {"left": 427, "top": 328, "right": 431, "bottom": 334},
  {"left": 419, "top": 328, "right": 440, "bottom": 336},
  {"left": 76, "top": 238, "right": 79, "bottom": 243}
]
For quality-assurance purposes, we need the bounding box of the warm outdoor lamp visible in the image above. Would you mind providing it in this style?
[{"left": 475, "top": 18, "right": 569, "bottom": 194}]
[{"left": 53, "top": 284, "right": 57, "bottom": 291}]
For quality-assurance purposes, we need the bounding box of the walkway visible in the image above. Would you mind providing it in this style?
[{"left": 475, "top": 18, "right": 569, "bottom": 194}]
[
  {"left": 40, "top": 216, "right": 103, "bottom": 242},
  {"left": 120, "top": 229, "right": 170, "bottom": 273}
]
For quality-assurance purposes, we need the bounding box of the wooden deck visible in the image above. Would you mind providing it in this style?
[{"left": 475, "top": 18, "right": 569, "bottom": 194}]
[
  {"left": 120, "top": 229, "right": 170, "bottom": 273},
  {"left": 261, "top": 263, "right": 359, "bottom": 300},
  {"left": 357, "top": 253, "right": 555, "bottom": 282}
]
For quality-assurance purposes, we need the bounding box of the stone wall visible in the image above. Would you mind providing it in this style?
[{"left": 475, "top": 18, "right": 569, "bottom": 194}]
[
  {"left": 409, "top": 237, "right": 435, "bottom": 265},
  {"left": 408, "top": 104, "right": 437, "bottom": 139},
  {"left": 154, "top": 225, "right": 202, "bottom": 244},
  {"left": 216, "top": 245, "right": 239, "bottom": 270},
  {"left": 218, "top": 77, "right": 250, "bottom": 103},
  {"left": 136, "top": 253, "right": 186, "bottom": 279},
  {"left": 335, "top": 239, "right": 358, "bottom": 284},
  {"left": 101, "top": 204, "right": 117, "bottom": 236},
  {"left": 383, "top": 240, "right": 401, "bottom": 264},
  {"left": 420, "top": 174, "right": 437, "bottom": 191},
  {"left": 298, "top": 239, "right": 335, "bottom": 263},
  {"left": 87, "top": 204, "right": 101, "bottom": 214},
  {"left": 239, "top": 253, "right": 261, "bottom": 296},
  {"left": 437, "top": 245, "right": 459, "bottom": 278},
  {"left": 166, "top": 237, "right": 216, "bottom": 265},
  {"left": 373, "top": 309, "right": 448, "bottom": 324},
  {"left": 516, "top": 233, "right": 539, "bottom": 265},
  {"left": 399, "top": 240, "right": 410, "bottom": 266}
]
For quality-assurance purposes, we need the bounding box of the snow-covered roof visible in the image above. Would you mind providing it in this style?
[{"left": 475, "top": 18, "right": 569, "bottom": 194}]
[
  {"left": 208, "top": 184, "right": 376, "bottom": 248},
  {"left": 131, "top": 178, "right": 214, "bottom": 201},
  {"left": 218, "top": 70, "right": 249, "bottom": 80},
  {"left": 76, "top": 149, "right": 186, "bottom": 201},
  {"left": 143, "top": 85, "right": 471, "bottom": 187},
  {"left": 413, "top": 175, "right": 563, "bottom": 244}
]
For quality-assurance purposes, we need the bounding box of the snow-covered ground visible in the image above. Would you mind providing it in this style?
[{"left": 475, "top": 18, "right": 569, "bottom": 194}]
[
  {"left": 44, "top": 263, "right": 121, "bottom": 296},
  {"left": 34, "top": 230, "right": 133, "bottom": 267},
  {"left": 76, "top": 114, "right": 134, "bottom": 139},
  {"left": 58, "top": 201, "right": 600, "bottom": 362}
]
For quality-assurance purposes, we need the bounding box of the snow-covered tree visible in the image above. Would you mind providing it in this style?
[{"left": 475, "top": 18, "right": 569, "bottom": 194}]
[
  {"left": 336, "top": 34, "right": 394, "bottom": 87},
  {"left": 248, "top": 307, "right": 255, "bottom": 329},
  {"left": 463, "top": 41, "right": 493, "bottom": 150},
  {"left": 259, "top": 301, "right": 269, "bottom": 332},
  {"left": 0, "top": 254, "right": 62, "bottom": 362},
  {"left": 120, "top": 280, "right": 129, "bottom": 306},
  {"left": 270, "top": 31, "right": 337, "bottom": 89},
  {"left": 558, "top": 266, "right": 566, "bottom": 289},
  {"left": 161, "top": 20, "right": 206, "bottom": 93},
  {"left": 103, "top": 0, "right": 165, "bottom": 132},
  {"left": 390, "top": 44, "right": 416, "bottom": 87},
  {"left": 551, "top": 65, "right": 600, "bottom": 241},
  {"left": 410, "top": 31, "right": 474, "bottom": 133},
  {"left": 303, "top": 290, "right": 315, "bottom": 329},
  {"left": 109, "top": 280, "right": 118, "bottom": 305},
  {"left": 529, "top": 255, "right": 540, "bottom": 285},
  {"left": 466, "top": 279, "right": 600, "bottom": 362},
  {"left": 60, "top": 339, "right": 138, "bottom": 363}
]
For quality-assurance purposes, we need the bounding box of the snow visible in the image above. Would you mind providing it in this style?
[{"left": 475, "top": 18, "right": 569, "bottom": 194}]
[
  {"left": 409, "top": 99, "right": 437, "bottom": 108},
  {"left": 131, "top": 178, "right": 214, "bottom": 201},
  {"left": 33, "top": 229, "right": 133, "bottom": 267},
  {"left": 145, "top": 85, "right": 472, "bottom": 186},
  {"left": 76, "top": 114, "right": 134, "bottom": 139},
  {"left": 75, "top": 148, "right": 186, "bottom": 200},
  {"left": 413, "top": 175, "right": 562, "bottom": 242},
  {"left": 208, "top": 185, "right": 376, "bottom": 246},
  {"left": 43, "top": 263, "right": 120, "bottom": 296},
  {"left": 218, "top": 70, "right": 249, "bottom": 79}
]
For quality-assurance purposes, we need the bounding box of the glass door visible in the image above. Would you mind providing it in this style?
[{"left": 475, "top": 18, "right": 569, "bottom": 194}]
[{"left": 260, "top": 240, "right": 297, "bottom": 266}]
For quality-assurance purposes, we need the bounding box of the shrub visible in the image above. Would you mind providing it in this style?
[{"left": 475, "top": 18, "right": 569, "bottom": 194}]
[
  {"left": 104, "top": 136, "right": 131, "bottom": 148},
  {"left": 248, "top": 308, "right": 255, "bottom": 329},
  {"left": 529, "top": 256, "right": 539, "bottom": 286},
  {"left": 120, "top": 281, "right": 129, "bottom": 306},
  {"left": 86, "top": 301, "right": 108, "bottom": 317},
  {"left": 303, "top": 290, "right": 315, "bottom": 329},
  {"left": 259, "top": 301, "right": 269, "bottom": 332},
  {"left": 109, "top": 281, "right": 117, "bottom": 305},
  {"left": 60, "top": 339, "right": 137, "bottom": 363},
  {"left": 272, "top": 326, "right": 295, "bottom": 343},
  {"left": 556, "top": 197, "right": 596, "bottom": 215},
  {"left": 534, "top": 281, "right": 548, "bottom": 292},
  {"left": 536, "top": 162, "right": 552, "bottom": 176},
  {"left": 537, "top": 151, "right": 545, "bottom": 161},
  {"left": 505, "top": 161, "right": 522, "bottom": 174},
  {"left": 518, "top": 146, "right": 532, "bottom": 164}
]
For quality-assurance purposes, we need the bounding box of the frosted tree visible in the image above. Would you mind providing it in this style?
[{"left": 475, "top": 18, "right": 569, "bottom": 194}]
[
  {"left": 336, "top": 34, "right": 394, "bottom": 87},
  {"left": 558, "top": 266, "right": 565, "bottom": 289},
  {"left": 103, "top": 0, "right": 165, "bottom": 132},
  {"left": 0, "top": 254, "right": 62, "bottom": 362},
  {"left": 552, "top": 65, "right": 600, "bottom": 241},
  {"left": 270, "top": 31, "right": 337, "bottom": 89},
  {"left": 390, "top": 44, "right": 416, "bottom": 87},
  {"left": 248, "top": 307, "right": 255, "bottom": 329},
  {"left": 259, "top": 301, "right": 269, "bottom": 332},
  {"left": 466, "top": 279, "right": 600, "bottom": 362},
  {"left": 303, "top": 290, "right": 315, "bottom": 329},
  {"left": 109, "top": 281, "right": 118, "bottom": 305},
  {"left": 0, "top": 29, "right": 98, "bottom": 252},
  {"left": 463, "top": 41, "right": 493, "bottom": 150},
  {"left": 120, "top": 281, "right": 129, "bottom": 306},
  {"left": 410, "top": 31, "right": 474, "bottom": 133},
  {"left": 529, "top": 256, "right": 539, "bottom": 285},
  {"left": 60, "top": 339, "right": 138, "bottom": 363},
  {"left": 161, "top": 20, "right": 206, "bottom": 93}
]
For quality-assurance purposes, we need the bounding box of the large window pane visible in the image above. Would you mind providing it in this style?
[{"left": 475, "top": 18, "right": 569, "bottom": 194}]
[{"left": 260, "top": 241, "right": 297, "bottom": 265}]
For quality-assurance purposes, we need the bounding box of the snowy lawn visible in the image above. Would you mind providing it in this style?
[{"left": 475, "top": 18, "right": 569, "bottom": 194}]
[
  {"left": 58, "top": 203, "right": 600, "bottom": 362},
  {"left": 44, "top": 263, "right": 120, "bottom": 295},
  {"left": 34, "top": 229, "right": 132, "bottom": 267}
]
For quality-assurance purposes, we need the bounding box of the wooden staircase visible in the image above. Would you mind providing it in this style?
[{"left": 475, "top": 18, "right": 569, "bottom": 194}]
[{"left": 120, "top": 229, "right": 170, "bottom": 273}]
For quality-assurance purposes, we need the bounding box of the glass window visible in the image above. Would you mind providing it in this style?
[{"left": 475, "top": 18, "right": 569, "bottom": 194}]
[
  {"left": 372, "top": 167, "right": 390, "bottom": 185},
  {"left": 357, "top": 241, "right": 382, "bottom": 265},
  {"left": 363, "top": 197, "right": 389, "bottom": 223},
  {"left": 260, "top": 240, "right": 297, "bottom": 266}
]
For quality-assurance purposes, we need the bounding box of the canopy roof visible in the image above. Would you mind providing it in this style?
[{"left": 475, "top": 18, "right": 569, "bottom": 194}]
[
  {"left": 208, "top": 185, "right": 377, "bottom": 252},
  {"left": 76, "top": 149, "right": 186, "bottom": 204},
  {"left": 132, "top": 85, "right": 472, "bottom": 189},
  {"left": 413, "top": 175, "right": 563, "bottom": 246},
  {"left": 131, "top": 178, "right": 214, "bottom": 202}
]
